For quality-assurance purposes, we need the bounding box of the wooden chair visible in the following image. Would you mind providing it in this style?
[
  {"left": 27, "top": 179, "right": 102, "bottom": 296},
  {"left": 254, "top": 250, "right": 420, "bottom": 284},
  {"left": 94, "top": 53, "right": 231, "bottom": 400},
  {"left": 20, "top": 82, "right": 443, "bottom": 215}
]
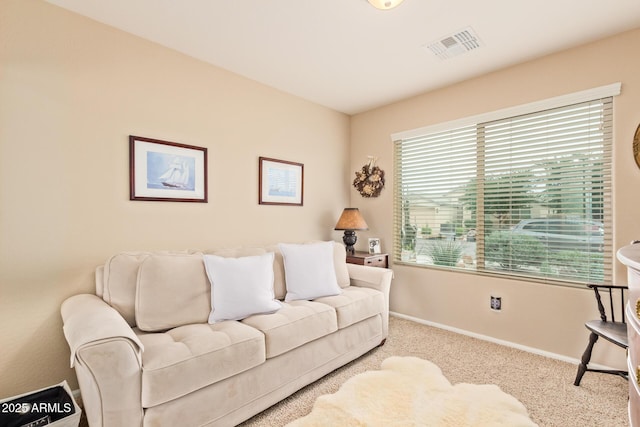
[{"left": 574, "top": 284, "right": 629, "bottom": 386}]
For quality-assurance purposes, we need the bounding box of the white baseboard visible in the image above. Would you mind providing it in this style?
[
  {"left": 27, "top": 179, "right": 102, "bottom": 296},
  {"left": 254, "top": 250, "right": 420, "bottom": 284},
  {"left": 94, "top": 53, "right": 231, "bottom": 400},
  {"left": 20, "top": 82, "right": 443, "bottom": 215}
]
[{"left": 389, "top": 311, "right": 617, "bottom": 371}]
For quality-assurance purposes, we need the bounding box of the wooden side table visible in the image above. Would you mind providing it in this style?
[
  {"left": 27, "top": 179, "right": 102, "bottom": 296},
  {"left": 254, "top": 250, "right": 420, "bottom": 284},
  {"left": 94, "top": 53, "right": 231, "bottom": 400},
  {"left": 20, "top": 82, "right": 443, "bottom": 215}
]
[{"left": 346, "top": 251, "right": 389, "bottom": 268}]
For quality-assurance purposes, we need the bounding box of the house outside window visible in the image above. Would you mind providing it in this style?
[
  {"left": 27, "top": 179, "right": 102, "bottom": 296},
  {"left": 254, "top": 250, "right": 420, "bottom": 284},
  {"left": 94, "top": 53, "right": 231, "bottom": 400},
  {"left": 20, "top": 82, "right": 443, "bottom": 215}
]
[{"left": 392, "top": 85, "right": 619, "bottom": 286}]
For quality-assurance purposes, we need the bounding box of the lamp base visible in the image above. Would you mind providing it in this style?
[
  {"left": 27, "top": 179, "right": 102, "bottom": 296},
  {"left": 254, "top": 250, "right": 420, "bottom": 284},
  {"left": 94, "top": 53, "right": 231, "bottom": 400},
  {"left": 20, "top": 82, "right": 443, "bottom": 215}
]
[{"left": 342, "top": 230, "right": 357, "bottom": 256}]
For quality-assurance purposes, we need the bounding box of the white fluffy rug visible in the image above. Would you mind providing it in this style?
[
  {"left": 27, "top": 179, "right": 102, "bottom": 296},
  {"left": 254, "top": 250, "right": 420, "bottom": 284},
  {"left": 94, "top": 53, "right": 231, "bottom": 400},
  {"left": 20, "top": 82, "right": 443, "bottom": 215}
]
[{"left": 286, "top": 356, "right": 538, "bottom": 426}]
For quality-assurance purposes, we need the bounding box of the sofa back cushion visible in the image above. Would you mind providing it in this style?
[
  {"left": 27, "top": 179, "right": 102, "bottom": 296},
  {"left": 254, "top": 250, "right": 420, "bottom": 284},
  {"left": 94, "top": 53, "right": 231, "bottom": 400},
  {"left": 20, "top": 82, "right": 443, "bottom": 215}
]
[
  {"left": 98, "top": 243, "right": 349, "bottom": 328},
  {"left": 332, "top": 243, "right": 350, "bottom": 288},
  {"left": 102, "top": 252, "right": 151, "bottom": 326},
  {"left": 264, "top": 245, "right": 287, "bottom": 300},
  {"left": 136, "top": 254, "right": 211, "bottom": 332}
]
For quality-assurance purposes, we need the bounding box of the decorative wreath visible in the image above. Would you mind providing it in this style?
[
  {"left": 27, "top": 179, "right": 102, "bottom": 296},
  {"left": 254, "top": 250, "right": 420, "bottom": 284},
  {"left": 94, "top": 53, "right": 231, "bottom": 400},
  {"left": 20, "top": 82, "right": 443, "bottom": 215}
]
[{"left": 353, "top": 157, "right": 385, "bottom": 198}]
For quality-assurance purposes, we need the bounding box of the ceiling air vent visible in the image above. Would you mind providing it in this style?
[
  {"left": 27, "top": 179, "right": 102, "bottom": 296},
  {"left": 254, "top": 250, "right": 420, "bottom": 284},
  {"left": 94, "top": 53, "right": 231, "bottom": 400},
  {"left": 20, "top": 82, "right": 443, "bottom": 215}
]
[{"left": 424, "top": 27, "right": 482, "bottom": 60}]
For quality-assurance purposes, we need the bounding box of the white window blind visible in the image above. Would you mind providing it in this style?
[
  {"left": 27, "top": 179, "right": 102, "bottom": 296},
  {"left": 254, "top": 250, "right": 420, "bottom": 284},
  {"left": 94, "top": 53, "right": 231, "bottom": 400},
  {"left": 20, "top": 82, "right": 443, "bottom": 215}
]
[{"left": 393, "top": 96, "right": 612, "bottom": 286}]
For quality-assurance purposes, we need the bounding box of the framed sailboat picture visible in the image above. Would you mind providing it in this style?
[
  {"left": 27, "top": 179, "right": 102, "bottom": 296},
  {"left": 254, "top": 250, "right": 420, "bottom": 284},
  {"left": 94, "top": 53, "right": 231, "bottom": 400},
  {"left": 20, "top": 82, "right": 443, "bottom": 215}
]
[{"left": 129, "top": 136, "right": 208, "bottom": 202}]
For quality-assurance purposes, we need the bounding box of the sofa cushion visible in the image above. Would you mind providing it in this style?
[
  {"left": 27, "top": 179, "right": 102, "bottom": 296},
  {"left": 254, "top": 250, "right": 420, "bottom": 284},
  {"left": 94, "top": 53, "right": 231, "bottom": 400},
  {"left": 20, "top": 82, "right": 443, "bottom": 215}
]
[
  {"left": 332, "top": 243, "right": 350, "bottom": 289},
  {"left": 279, "top": 242, "right": 342, "bottom": 302},
  {"left": 203, "top": 253, "right": 281, "bottom": 323},
  {"left": 241, "top": 301, "right": 338, "bottom": 358},
  {"left": 265, "top": 245, "right": 287, "bottom": 300},
  {"left": 203, "top": 247, "right": 267, "bottom": 258},
  {"left": 137, "top": 321, "right": 265, "bottom": 407},
  {"left": 314, "top": 286, "right": 385, "bottom": 330},
  {"left": 135, "top": 254, "right": 211, "bottom": 332},
  {"left": 102, "top": 252, "right": 151, "bottom": 326},
  {"left": 99, "top": 244, "right": 349, "bottom": 327}
]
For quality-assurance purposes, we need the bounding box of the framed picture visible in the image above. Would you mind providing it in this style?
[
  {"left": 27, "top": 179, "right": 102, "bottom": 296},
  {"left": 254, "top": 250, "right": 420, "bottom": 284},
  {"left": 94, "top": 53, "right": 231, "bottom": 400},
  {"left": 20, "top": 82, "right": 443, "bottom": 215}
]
[
  {"left": 369, "top": 238, "right": 381, "bottom": 254},
  {"left": 259, "top": 157, "right": 304, "bottom": 206},
  {"left": 129, "top": 135, "right": 207, "bottom": 202}
]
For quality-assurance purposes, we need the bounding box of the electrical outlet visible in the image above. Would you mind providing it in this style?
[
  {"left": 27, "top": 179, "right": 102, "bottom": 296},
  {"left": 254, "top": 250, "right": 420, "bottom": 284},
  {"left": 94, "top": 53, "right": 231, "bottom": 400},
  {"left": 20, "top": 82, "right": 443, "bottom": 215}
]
[{"left": 490, "top": 296, "right": 502, "bottom": 311}]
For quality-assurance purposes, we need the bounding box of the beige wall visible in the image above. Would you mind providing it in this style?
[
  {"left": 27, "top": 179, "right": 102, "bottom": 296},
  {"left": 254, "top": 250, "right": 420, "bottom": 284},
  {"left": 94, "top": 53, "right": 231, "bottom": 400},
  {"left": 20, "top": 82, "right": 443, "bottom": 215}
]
[
  {"left": 351, "top": 28, "right": 640, "bottom": 369},
  {"left": 0, "top": 0, "right": 350, "bottom": 396}
]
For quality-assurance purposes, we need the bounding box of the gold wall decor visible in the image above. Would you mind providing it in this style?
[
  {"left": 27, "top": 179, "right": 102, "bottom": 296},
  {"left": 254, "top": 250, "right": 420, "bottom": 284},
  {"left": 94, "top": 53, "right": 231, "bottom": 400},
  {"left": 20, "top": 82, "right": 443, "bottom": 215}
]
[
  {"left": 353, "top": 156, "right": 385, "bottom": 197},
  {"left": 634, "top": 123, "right": 640, "bottom": 169}
]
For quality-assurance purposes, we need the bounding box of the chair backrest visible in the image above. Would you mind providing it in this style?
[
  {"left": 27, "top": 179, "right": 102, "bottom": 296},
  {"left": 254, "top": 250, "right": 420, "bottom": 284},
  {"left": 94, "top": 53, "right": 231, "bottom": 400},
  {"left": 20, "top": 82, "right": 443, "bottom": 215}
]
[{"left": 588, "top": 284, "right": 627, "bottom": 324}]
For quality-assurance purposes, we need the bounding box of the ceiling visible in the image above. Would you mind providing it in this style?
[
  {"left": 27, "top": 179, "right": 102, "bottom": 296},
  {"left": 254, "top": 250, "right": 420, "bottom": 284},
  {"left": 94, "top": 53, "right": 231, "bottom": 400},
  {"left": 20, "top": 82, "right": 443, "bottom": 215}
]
[{"left": 44, "top": 0, "right": 640, "bottom": 115}]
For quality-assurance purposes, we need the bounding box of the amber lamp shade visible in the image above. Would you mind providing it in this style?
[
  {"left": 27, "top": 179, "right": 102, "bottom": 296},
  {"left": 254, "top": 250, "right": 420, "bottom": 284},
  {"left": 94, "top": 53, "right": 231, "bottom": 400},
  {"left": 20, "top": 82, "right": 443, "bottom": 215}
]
[{"left": 334, "top": 208, "right": 369, "bottom": 255}]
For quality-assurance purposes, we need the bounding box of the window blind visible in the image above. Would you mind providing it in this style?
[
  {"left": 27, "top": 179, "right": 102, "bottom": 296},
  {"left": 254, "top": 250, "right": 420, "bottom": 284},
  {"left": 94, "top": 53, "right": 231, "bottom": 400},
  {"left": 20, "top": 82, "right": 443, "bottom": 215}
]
[{"left": 393, "top": 97, "right": 612, "bottom": 286}]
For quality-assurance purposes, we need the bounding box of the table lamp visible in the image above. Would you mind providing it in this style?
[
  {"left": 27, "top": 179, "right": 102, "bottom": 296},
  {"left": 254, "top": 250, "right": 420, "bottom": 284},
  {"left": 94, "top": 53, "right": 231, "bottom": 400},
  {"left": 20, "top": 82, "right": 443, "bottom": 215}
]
[{"left": 334, "top": 208, "right": 369, "bottom": 255}]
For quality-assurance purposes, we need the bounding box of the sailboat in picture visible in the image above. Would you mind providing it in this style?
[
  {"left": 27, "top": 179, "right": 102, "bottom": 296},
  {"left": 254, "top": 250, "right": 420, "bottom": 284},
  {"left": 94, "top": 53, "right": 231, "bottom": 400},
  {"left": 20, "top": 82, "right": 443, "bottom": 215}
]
[{"left": 159, "top": 157, "right": 190, "bottom": 189}]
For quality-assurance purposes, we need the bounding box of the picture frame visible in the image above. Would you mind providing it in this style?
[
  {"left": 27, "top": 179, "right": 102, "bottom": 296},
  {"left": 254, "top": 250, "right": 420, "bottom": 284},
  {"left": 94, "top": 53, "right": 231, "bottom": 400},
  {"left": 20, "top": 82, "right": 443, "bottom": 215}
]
[
  {"left": 259, "top": 157, "right": 304, "bottom": 206},
  {"left": 369, "top": 238, "right": 381, "bottom": 254},
  {"left": 129, "top": 135, "right": 207, "bottom": 202}
]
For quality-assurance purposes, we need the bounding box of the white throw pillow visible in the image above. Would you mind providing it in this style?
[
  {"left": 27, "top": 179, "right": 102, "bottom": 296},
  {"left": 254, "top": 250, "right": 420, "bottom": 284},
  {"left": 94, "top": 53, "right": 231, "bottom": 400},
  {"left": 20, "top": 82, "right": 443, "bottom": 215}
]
[
  {"left": 203, "top": 252, "right": 281, "bottom": 323},
  {"left": 279, "top": 241, "right": 342, "bottom": 302}
]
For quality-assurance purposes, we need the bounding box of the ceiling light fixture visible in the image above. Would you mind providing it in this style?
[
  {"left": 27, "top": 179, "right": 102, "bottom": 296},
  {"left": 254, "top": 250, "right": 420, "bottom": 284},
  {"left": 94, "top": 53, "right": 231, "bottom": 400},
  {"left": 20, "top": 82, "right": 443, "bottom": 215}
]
[{"left": 367, "top": 0, "right": 404, "bottom": 10}]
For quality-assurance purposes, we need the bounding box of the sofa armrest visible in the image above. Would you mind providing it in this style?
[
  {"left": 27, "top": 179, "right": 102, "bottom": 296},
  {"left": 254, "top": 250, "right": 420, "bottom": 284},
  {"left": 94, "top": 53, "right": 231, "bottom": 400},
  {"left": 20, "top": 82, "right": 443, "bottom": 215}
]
[
  {"left": 347, "top": 264, "right": 393, "bottom": 338},
  {"left": 61, "top": 294, "right": 144, "bottom": 427},
  {"left": 61, "top": 294, "right": 144, "bottom": 367}
]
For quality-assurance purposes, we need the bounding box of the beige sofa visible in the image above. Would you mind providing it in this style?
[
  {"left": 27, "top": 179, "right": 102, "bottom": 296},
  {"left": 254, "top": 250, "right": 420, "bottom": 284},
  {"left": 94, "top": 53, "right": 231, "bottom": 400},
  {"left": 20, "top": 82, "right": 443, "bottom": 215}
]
[{"left": 61, "top": 242, "right": 392, "bottom": 427}]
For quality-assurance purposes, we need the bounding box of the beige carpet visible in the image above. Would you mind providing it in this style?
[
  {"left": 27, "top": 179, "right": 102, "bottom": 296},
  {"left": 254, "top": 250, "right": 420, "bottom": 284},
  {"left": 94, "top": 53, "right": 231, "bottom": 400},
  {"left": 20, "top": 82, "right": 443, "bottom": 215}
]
[
  {"left": 285, "top": 356, "right": 537, "bottom": 426},
  {"left": 241, "top": 316, "right": 629, "bottom": 427}
]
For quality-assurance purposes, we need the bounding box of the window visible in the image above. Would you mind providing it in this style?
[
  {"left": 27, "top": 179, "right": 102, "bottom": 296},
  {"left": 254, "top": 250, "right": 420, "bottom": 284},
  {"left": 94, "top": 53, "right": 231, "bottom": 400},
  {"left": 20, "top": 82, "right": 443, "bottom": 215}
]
[{"left": 393, "top": 86, "right": 617, "bottom": 286}]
